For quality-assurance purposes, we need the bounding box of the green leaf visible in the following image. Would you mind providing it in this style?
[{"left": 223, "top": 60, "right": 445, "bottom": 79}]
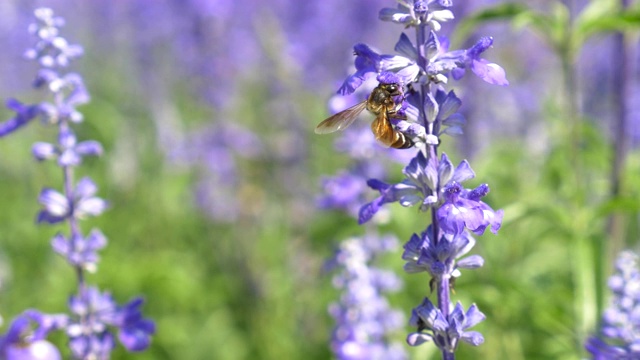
[{"left": 454, "top": 2, "right": 529, "bottom": 43}]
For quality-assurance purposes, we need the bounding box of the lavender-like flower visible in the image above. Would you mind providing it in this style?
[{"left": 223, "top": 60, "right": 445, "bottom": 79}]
[
  {"left": 319, "top": 0, "right": 506, "bottom": 357},
  {"left": 327, "top": 235, "right": 407, "bottom": 360},
  {"left": 585, "top": 250, "right": 640, "bottom": 359},
  {"left": 0, "top": 8, "right": 154, "bottom": 359}
]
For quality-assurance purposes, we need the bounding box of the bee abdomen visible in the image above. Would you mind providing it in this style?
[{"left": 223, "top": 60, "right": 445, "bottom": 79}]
[{"left": 391, "top": 132, "right": 414, "bottom": 149}]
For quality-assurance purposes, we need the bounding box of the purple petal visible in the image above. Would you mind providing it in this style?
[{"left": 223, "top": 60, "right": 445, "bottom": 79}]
[
  {"left": 118, "top": 319, "right": 155, "bottom": 352},
  {"left": 59, "top": 149, "right": 81, "bottom": 167},
  {"left": 461, "top": 331, "right": 485, "bottom": 346},
  {"left": 457, "top": 254, "right": 484, "bottom": 269},
  {"left": 5, "top": 340, "right": 62, "bottom": 360},
  {"left": 358, "top": 198, "right": 382, "bottom": 224},
  {"left": 32, "top": 142, "right": 57, "bottom": 161},
  {"left": 451, "top": 160, "right": 475, "bottom": 183},
  {"left": 379, "top": 7, "right": 413, "bottom": 24},
  {"left": 471, "top": 59, "right": 509, "bottom": 86},
  {"left": 394, "top": 33, "right": 418, "bottom": 59},
  {"left": 75, "top": 197, "right": 108, "bottom": 218},
  {"left": 406, "top": 332, "right": 432, "bottom": 346},
  {"left": 75, "top": 177, "right": 97, "bottom": 198},
  {"left": 75, "top": 140, "right": 103, "bottom": 157},
  {"left": 464, "top": 303, "right": 486, "bottom": 328},
  {"left": 38, "top": 188, "right": 69, "bottom": 218}
]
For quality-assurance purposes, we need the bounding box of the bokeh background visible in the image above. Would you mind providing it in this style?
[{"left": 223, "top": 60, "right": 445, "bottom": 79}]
[{"left": 0, "top": 0, "right": 639, "bottom": 359}]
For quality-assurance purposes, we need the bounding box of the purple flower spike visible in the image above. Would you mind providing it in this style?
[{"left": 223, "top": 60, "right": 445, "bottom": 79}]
[
  {"left": 586, "top": 251, "right": 640, "bottom": 358},
  {"left": 318, "top": 0, "right": 506, "bottom": 357}
]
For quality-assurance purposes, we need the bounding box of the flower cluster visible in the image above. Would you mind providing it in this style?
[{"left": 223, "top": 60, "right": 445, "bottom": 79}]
[
  {"left": 0, "top": 8, "right": 154, "bottom": 359},
  {"left": 323, "top": 0, "right": 506, "bottom": 356},
  {"left": 327, "top": 235, "right": 407, "bottom": 360},
  {"left": 318, "top": 78, "right": 413, "bottom": 358},
  {"left": 585, "top": 250, "right": 640, "bottom": 359}
]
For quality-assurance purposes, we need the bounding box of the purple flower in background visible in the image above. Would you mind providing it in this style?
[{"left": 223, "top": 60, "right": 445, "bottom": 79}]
[
  {"left": 0, "top": 310, "right": 67, "bottom": 360},
  {"left": 51, "top": 229, "right": 107, "bottom": 272},
  {"left": 0, "top": 99, "right": 41, "bottom": 137},
  {"left": 67, "top": 287, "right": 155, "bottom": 358},
  {"left": 172, "top": 122, "right": 262, "bottom": 222},
  {"left": 37, "top": 177, "right": 108, "bottom": 224},
  {"left": 0, "top": 8, "right": 155, "bottom": 359},
  {"left": 586, "top": 250, "right": 640, "bottom": 359},
  {"left": 32, "top": 128, "right": 103, "bottom": 166},
  {"left": 327, "top": 235, "right": 407, "bottom": 360}
]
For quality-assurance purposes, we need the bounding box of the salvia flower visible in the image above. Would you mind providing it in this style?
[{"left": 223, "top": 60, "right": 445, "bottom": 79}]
[
  {"left": 406, "top": 298, "right": 485, "bottom": 350},
  {"left": 402, "top": 225, "right": 483, "bottom": 276},
  {"left": 37, "top": 177, "right": 108, "bottom": 224},
  {"left": 0, "top": 310, "right": 67, "bottom": 360},
  {"left": 327, "top": 235, "right": 407, "bottom": 360},
  {"left": 585, "top": 250, "right": 640, "bottom": 358},
  {"left": 321, "top": 0, "right": 507, "bottom": 357},
  {"left": 66, "top": 287, "right": 156, "bottom": 358},
  {"left": 0, "top": 7, "right": 155, "bottom": 359}
]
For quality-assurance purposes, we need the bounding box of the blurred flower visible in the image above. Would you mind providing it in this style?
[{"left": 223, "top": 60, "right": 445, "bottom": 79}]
[
  {"left": 32, "top": 128, "right": 103, "bottom": 166},
  {"left": 51, "top": 229, "right": 107, "bottom": 273},
  {"left": 0, "top": 8, "right": 155, "bottom": 359},
  {"left": 66, "top": 287, "right": 155, "bottom": 359},
  {"left": 0, "top": 99, "right": 41, "bottom": 137},
  {"left": 172, "top": 122, "right": 262, "bottom": 222},
  {"left": 37, "top": 177, "right": 108, "bottom": 224},
  {"left": 327, "top": 235, "right": 407, "bottom": 360},
  {"left": 586, "top": 250, "right": 640, "bottom": 359},
  {"left": 0, "top": 310, "right": 67, "bottom": 360}
]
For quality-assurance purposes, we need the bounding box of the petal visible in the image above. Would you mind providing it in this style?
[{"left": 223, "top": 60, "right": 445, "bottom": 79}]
[
  {"left": 394, "top": 33, "right": 418, "bottom": 60},
  {"left": 32, "top": 142, "right": 57, "bottom": 160},
  {"left": 379, "top": 7, "right": 413, "bottom": 23},
  {"left": 461, "top": 331, "right": 485, "bottom": 346},
  {"left": 38, "top": 188, "right": 69, "bottom": 217},
  {"left": 407, "top": 332, "right": 432, "bottom": 346},
  {"left": 75, "top": 177, "right": 97, "bottom": 198},
  {"left": 424, "top": 92, "right": 439, "bottom": 123},
  {"left": 59, "top": 149, "right": 81, "bottom": 167},
  {"left": 358, "top": 198, "right": 382, "bottom": 224},
  {"left": 5, "top": 340, "right": 62, "bottom": 360},
  {"left": 464, "top": 303, "right": 487, "bottom": 328},
  {"left": 439, "top": 90, "right": 462, "bottom": 119},
  {"left": 431, "top": 9, "right": 454, "bottom": 22},
  {"left": 75, "top": 140, "right": 103, "bottom": 157},
  {"left": 471, "top": 59, "right": 509, "bottom": 86},
  {"left": 75, "top": 197, "right": 108, "bottom": 218},
  {"left": 451, "top": 160, "right": 475, "bottom": 184},
  {"left": 457, "top": 254, "right": 484, "bottom": 269}
]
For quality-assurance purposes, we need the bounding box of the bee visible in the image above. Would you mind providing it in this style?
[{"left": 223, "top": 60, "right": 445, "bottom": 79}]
[{"left": 314, "top": 82, "right": 414, "bottom": 149}]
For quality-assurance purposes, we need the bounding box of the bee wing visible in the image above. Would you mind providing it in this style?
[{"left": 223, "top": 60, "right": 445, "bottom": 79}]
[
  {"left": 315, "top": 101, "right": 367, "bottom": 134},
  {"left": 370, "top": 111, "right": 396, "bottom": 147}
]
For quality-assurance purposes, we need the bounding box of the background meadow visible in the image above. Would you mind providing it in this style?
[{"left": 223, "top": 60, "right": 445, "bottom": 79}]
[{"left": 0, "top": 0, "right": 639, "bottom": 359}]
